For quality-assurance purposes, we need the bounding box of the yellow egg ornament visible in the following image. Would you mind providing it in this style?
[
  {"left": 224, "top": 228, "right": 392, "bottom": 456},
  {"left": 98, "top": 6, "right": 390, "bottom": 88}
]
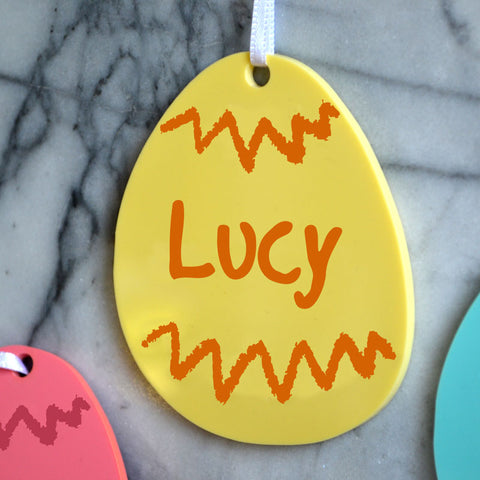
[{"left": 114, "top": 52, "right": 414, "bottom": 444}]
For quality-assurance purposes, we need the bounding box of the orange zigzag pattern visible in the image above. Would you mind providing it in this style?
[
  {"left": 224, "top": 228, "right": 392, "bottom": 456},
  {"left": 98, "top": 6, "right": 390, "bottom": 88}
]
[
  {"left": 159, "top": 103, "right": 340, "bottom": 173},
  {"left": 142, "top": 323, "right": 396, "bottom": 404}
]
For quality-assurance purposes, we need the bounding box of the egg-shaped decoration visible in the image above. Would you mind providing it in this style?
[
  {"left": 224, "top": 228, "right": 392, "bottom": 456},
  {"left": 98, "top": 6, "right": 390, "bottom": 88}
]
[
  {"left": 435, "top": 293, "right": 480, "bottom": 479},
  {"left": 0, "top": 346, "right": 127, "bottom": 478},
  {"left": 114, "top": 52, "right": 414, "bottom": 444}
]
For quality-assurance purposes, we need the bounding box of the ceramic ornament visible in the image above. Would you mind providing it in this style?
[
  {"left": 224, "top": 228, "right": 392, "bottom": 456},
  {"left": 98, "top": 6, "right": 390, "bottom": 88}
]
[
  {"left": 435, "top": 293, "right": 480, "bottom": 479},
  {"left": 114, "top": 1, "right": 414, "bottom": 445},
  {"left": 0, "top": 346, "right": 127, "bottom": 479}
]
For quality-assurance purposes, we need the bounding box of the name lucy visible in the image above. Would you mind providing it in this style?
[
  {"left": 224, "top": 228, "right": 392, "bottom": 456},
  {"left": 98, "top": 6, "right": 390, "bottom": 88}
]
[{"left": 169, "top": 200, "right": 342, "bottom": 309}]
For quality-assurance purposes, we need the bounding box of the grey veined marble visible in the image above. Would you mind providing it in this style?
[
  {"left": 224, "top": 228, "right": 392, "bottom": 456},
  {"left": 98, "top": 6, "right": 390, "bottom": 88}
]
[{"left": 0, "top": 1, "right": 479, "bottom": 478}]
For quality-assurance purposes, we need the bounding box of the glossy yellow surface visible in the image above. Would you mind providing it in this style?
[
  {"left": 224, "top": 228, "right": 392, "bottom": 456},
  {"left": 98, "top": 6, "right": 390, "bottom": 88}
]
[{"left": 114, "top": 53, "right": 414, "bottom": 444}]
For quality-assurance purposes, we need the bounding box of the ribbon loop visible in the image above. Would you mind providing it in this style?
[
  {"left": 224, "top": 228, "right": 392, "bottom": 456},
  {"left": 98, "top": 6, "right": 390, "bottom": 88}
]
[
  {"left": 0, "top": 351, "right": 29, "bottom": 375},
  {"left": 250, "top": 0, "right": 275, "bottom": 67}
]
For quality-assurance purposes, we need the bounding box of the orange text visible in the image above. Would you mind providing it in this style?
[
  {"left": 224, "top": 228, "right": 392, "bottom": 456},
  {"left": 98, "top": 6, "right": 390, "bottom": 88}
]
[{"left": 169, "top": 200, "right": 342, "bottom": 309}]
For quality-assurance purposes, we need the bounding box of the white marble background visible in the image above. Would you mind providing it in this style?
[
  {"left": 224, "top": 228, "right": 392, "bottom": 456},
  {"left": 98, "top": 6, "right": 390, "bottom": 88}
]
[{"left": 0, "top": 1, "right": 479, "bottom": 478}]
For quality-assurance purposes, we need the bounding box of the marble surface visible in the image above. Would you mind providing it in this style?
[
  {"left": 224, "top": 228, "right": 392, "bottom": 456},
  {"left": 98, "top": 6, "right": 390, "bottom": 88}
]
[{"left": 0, "top": 0, "right": 479, "bottom": 478}]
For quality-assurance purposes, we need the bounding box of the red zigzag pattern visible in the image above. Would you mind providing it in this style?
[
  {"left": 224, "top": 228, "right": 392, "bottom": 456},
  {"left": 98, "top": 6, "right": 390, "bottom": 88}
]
[{"left": 0, "top": 396, "right": 90, "bottom": 450}]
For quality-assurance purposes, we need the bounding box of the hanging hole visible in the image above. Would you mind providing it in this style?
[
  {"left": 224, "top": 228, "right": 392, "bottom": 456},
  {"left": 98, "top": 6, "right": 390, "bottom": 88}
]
[
  {"left": 18, "top": 354, "right": 33, "bottom": 377},
  {"left": 252, "top": 66, "right": 270, "bottom": 87}
]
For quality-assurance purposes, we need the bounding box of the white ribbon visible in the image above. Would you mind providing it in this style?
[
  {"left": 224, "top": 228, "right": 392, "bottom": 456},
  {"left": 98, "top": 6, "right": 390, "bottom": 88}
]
[
  {"left": 0, "top": 351, "right": 28, "bottom": 375},
  {"left": 250, "top": 0, "right": 275, "bottom": 67}
]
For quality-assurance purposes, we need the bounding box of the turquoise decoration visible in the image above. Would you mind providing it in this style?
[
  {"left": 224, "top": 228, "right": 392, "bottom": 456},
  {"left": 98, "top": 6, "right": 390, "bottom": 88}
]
[{"left": 435, "top": 293, "right": 480, "bottom": 479}]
